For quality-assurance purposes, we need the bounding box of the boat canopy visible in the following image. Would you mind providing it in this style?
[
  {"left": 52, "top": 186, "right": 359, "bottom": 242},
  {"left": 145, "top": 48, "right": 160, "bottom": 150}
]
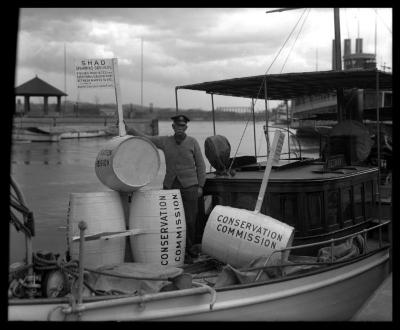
[{"left": 176, "top": 69, "right": 392, "bottom": 100}]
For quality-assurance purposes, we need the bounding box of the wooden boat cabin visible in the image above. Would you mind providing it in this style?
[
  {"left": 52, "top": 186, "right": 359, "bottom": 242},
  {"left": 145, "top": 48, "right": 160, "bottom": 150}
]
[
  {"left": 199, "top": 158, "right": 379, "bottom": 250},
  {"left": 175, "top": 69, "right": 392, "bottom": 252}
]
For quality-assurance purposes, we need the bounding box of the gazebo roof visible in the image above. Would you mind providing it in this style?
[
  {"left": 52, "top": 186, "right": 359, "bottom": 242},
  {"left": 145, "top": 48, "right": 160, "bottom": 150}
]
[{"left": 15, "top": 76, "right": 67, "bottom": 97}]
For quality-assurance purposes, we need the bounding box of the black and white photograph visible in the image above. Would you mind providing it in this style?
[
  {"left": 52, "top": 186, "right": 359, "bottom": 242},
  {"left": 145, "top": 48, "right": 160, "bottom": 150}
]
[{"left": 8, "top": 7, "right": 393, "bottom": 321}]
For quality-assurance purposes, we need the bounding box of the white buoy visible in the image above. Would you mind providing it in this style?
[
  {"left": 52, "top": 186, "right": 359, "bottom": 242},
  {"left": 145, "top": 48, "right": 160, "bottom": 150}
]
[
  {"left": 202, "top": 205, "right": 294, "bottom": 268},
  {"left": 202, "top": 130, "right": 294, "bottom": 268},
  {"left": 67, "top": 191, "right": 126, "bottom": 268},
  {"left": 129, "top": 189, "right": 186, "bottom": 267},
  {"left": 95, "top": 135, "right": 160, "bottom": 192}
]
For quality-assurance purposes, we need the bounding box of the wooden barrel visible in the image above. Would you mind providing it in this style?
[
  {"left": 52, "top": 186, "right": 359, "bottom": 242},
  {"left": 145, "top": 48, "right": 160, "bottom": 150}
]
[
  {"left": 201, "top": 205, "right": 294, "bottom": 268},
  {"left": 128, "top": 189, "right": 186, "bottom": 267},
  {"left": 95, "top": 135, "right": 160, "bottom": 192},
  {"left": 67, "top": 191, "right": 126, "bottom": 268}
]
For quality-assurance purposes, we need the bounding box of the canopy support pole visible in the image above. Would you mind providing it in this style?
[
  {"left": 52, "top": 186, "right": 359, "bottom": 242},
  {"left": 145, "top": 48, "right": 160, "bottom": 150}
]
[
  {"left": 175, "top": 87, "right": 179, "bottom": 113},
  {"left": 264, "top": 79, "right": 270, "bottom": 156},
  {"left": 211, "top": 93, "right": 216, "bottom": 136},
  {"left": 376, "top": 70, "right": 382, "bottom": 228},
  {"left": 285, "top": 100, "right": 291, "bottom": 159},
  {"left": 251, "top": 98, "right": 257, "bottom": 158}
]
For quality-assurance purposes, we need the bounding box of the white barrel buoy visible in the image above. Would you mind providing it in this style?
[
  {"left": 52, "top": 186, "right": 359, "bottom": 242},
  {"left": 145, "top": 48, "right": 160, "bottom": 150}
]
[
  {"left": 95, "top": 135, "right": 160, "bottom": 192},
  {"left": 201, "top": 205, "right": 294, "bottom": 268},
  {"left": 67, "top": 191, "right": 126, "bottom": 268},
  {"left": 129, "top": 189, "right": 186, "bottom": 267}
]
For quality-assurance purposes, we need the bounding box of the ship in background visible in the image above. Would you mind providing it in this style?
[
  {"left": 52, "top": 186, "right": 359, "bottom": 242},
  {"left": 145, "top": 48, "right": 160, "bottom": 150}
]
[
  {"left": 291, "top": 38, "right": 392, "bottom": 135},
  {"left": 290, "top": 37, "right": 392, "bottom": 177}
]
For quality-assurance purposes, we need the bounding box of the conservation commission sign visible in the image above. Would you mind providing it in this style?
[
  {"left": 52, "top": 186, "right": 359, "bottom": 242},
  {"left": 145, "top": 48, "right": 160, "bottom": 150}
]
[{"left": 75, "top": 58, "right": 115, "bottom": 89}]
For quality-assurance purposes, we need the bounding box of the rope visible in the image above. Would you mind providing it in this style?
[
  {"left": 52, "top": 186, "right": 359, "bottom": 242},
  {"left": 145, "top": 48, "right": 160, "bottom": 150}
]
[
  {"left": 280, "top": 8, "right": 310, "bottom": 73},
  {"left": 372, "top": 9, "right": 391, "bottom": 34},
  {"left": 248, "top": 8, "right": 309, "bottom": 113},
  {"left": 228, "top": 9, "right": 308, "bottom": 169},
  {"left": 227, "top": 119, "right": 252, "bottom": 173},
  {"left": 31, "top": 252, "right": 110, "bottom": 296},
  {"left": 32, "top": 252, "right": 80, "bottom": 277}
]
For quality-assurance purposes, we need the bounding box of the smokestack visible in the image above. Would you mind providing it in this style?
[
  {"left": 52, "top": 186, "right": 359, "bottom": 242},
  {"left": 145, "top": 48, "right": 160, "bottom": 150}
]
[
  {"left": 356, "top": 38, "right": 363, "bottom": 54},
  {"left": 344, "top": 39, "right": 351, "bottom": 56}
]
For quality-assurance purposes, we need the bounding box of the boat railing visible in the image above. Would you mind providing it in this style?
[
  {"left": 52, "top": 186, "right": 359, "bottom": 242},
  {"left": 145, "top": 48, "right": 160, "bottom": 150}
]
[
  {"left": 57, "top": 282, "right": 216, "bottom": 320},
  {"left": 254, "top": 219, "right": 391, "bottom": 280},
  {"left": 265, "top": 125, "right": 303, "bottom": 160}
]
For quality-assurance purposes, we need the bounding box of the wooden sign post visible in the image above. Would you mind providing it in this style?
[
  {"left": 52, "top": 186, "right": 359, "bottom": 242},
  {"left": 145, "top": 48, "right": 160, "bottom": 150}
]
[
  {"left": 111, "top": 58, "right": 126, "bottom": 137},
  {"left": 75, "top": 58, "right": 126, "bottom": 136}
]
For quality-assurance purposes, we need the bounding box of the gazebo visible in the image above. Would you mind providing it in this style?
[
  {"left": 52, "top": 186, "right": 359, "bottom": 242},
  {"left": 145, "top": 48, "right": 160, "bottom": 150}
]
[{"left": 15, "top": 75, "right": 67, "bottom": 115}]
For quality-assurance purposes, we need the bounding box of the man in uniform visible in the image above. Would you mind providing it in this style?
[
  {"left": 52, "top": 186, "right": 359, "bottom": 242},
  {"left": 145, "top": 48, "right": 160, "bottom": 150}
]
[{"left": 128, "top": 114, "right": 206, "bottom": 263}]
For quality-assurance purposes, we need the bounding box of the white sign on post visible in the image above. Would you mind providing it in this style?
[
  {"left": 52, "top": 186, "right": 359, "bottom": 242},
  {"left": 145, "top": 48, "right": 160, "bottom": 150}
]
[
  {"left": 75, "top": 59, "right": 115, "bottom": 89},
  {"left": 75, "top": 58, "right": 126, "bottom": 136}
]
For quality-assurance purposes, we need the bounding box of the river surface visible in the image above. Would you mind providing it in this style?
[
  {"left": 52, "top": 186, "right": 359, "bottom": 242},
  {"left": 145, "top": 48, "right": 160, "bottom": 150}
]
[{"left": 10, "top": 120, "right": 320, "bottom": 263}]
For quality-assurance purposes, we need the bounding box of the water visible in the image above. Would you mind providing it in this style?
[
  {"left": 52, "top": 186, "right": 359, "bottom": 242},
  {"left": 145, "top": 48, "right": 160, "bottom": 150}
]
[{"left": 9, "top": 120, "right": 320, "bottom": 263}]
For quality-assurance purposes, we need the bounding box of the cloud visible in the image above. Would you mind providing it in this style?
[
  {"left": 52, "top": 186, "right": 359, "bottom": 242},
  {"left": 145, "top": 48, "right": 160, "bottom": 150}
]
[{"left": 15, "top": 7, "right": 392, "bottom": 108}]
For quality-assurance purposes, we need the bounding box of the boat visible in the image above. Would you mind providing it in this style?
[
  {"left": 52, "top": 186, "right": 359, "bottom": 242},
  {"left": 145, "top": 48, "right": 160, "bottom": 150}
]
[
  {"left": 8, "top": 68, "right": 392, "bottom": 321},
  {"left": 11, "top": 125, "right": 108, "bottom": 142},
  {"left": 35, "top": 126, "right": 108, "bottom": 139},
  {"left": 59, "top": 130, "right": 108, "bottom": 139},
  {"left": 9, "top": 7, "right": 391, "bottom": 321},
  {"left": 289, "top": 36, "right": 392, "bottom": 180},
  {"left": 12, "top": 127, "right": 61, "bottom": 142}
]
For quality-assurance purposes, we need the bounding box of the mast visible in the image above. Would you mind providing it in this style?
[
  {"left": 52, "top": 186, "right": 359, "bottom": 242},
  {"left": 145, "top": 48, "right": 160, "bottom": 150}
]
[
  {"left": 141, "top": 37, "right": 143, "bottom": 109},
  {"left": 333, "top": 8, "right": 345, "bottom": 122},
  {"left": 64, "top": 43, "right": 67, "bottom": 115},
  {"left": 374, "top": 13, "right": 377, "bottom": 57}
]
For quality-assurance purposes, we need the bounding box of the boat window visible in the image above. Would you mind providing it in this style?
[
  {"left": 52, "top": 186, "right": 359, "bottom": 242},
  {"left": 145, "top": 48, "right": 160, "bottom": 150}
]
[
  {"left": 383, "top": 91, "right": 392, "bottom": 107},
  {"left": 342, "top": 187, "right": 353, "bottom": 222},
  {"left": 354, "top": 184, "right": 364, "bottom": 221},
  {"left": 365, "top": 181, "right": 374, "bottom": 219},
  {"left": 307, "top": 192, "right": 323, "bottom": 229},
  {"left": 269, "top": 193, "right": 296, "bottom": 227},
  {"left": 327, "top": 190, "right": 339, "bottom": 226}
]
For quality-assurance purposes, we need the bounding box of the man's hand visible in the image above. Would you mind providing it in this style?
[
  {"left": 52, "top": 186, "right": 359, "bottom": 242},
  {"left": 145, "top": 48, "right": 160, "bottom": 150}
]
[{"left": 197, "top": 186, "right": 203, "bottom": 197}]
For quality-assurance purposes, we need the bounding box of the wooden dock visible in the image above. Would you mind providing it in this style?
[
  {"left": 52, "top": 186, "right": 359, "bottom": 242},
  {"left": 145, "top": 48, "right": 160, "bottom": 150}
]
[
  {"left": 351, "top": 273, "right": 392, "bottom": 321},
  {"left": 12, "top": 116, "right": 159, "bottom": 141}
]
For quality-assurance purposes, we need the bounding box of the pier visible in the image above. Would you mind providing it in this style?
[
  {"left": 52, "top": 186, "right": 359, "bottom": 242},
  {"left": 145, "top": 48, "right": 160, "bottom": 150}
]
[{"left": 352, "top": 273, "right": 392, "bottom": 321}]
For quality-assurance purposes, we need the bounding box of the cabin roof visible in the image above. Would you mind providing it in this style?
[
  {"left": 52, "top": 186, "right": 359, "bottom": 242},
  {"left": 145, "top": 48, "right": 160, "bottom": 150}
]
[{"left": 176, "top": 69, "right": 392, "bottom": 100}]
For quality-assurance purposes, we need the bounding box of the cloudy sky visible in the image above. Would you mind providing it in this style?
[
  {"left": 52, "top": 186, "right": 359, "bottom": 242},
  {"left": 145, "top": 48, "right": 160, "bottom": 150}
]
[{"left": 15, "top": 7, "right": 392, "bottom": 111}]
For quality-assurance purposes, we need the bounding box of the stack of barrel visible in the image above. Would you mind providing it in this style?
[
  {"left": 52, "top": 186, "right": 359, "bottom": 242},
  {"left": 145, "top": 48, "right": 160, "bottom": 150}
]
[{"left": 67, "top": 135, "right": 186, "bottom": 269}]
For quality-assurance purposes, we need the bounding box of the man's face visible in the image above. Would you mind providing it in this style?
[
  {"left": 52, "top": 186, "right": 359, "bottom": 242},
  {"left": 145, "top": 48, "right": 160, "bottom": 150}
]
[{"left": 172, "top": 122, "right": 187, "bottom": 135}]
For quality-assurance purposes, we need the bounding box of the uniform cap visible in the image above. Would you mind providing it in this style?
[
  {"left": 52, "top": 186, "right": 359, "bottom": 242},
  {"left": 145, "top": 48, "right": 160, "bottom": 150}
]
[{"left": 171, "top": 114, "right": 190, "bottom": 124}]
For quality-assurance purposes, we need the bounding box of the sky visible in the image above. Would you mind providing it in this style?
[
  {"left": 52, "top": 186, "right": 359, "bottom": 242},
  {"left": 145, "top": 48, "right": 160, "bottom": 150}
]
[{"left": 15, "top": 7, "right": 392, "bottom": 111}]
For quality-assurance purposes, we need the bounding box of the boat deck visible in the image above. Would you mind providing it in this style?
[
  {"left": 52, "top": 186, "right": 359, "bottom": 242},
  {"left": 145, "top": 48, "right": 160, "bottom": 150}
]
[{"left": 206, "top": 162, "right": 377, "bottom": 182}]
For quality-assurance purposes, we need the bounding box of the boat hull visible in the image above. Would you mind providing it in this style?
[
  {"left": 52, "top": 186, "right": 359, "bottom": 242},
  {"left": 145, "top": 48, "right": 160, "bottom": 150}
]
[
  {"left": 59, "top": 130, "right": 107, "bottom": 139},
  {"left": 8, "top": 248, "right": 390, "bottom": 321},
  {"left": 12, "top": 128, "right": 61, "bottom": 142}
]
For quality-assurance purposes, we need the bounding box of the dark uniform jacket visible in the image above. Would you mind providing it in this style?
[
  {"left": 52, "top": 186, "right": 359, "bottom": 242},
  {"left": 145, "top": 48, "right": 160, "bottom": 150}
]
[{"left": 146, "top": 135, "right": 206, "bottom": 189}]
